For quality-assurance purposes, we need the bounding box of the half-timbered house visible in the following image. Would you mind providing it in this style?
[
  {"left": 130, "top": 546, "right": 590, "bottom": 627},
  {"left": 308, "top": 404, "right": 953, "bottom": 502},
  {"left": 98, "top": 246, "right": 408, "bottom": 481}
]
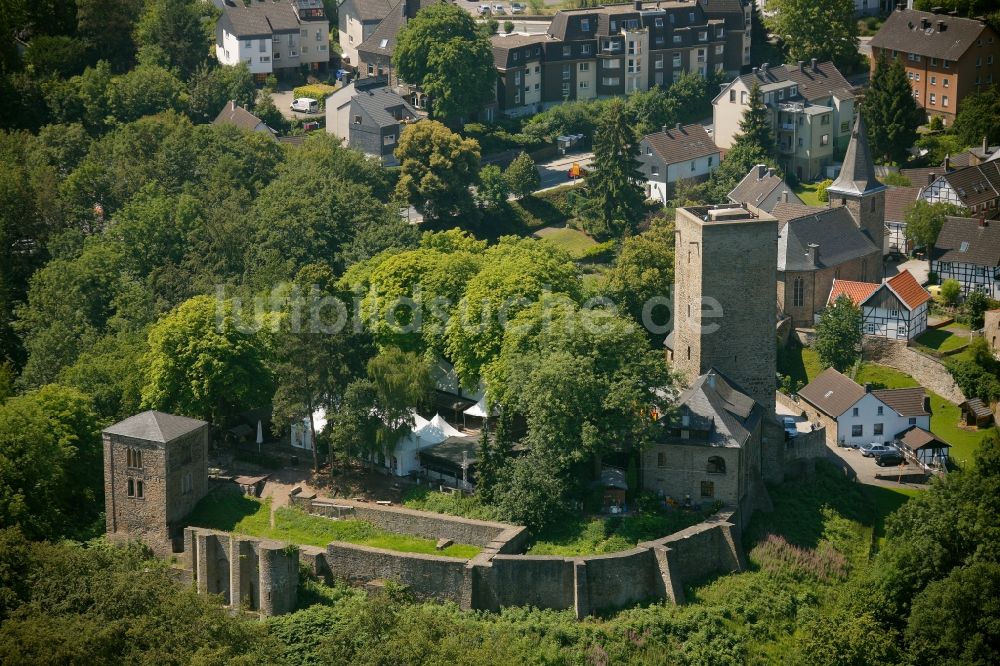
[
  {"left": 931, "top": 216, "right": 1000, "bottom": 297},
  {"left": 826, "top": 269, "right": 931, "bottom": 340},
  {"left": 921, "top": 161, "right": 1000, "bottom": 218}
]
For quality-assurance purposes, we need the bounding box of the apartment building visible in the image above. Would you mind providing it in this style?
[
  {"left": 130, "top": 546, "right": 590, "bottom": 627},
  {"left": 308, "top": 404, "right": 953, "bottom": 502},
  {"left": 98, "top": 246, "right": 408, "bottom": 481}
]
[
  {"left": 713, "top": 60, "right": 855, "bottom": 181},
  {"left": 869, "top": 7, "right": 1000, "bottom": 124},
  {"left": 491, "top": 0, "right": 750, "bottom": 116},
  {"left": 214, "top": 0, "right": 330, "bottom": 79}
]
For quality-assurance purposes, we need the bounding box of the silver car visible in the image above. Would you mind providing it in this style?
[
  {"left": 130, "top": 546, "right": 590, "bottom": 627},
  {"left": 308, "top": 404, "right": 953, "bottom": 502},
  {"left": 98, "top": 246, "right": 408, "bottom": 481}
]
[{"left": 860, "top": 443, "right": 893, "bottom": 458}]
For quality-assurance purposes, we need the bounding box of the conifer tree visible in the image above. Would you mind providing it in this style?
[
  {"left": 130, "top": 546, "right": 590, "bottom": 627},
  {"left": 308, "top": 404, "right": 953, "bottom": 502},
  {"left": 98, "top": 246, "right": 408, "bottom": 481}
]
[
  {"left": 738, "top": 81, "right": 776, "bottom": 158},
  {"left": 582, "top": 97, "right": 646, "bottom": 238},
  {"left": 862, "top": 56, "right": 923, "bottom": 165},
  {"left": 705, "top": 82, "right": 779, "bottom": 201}
]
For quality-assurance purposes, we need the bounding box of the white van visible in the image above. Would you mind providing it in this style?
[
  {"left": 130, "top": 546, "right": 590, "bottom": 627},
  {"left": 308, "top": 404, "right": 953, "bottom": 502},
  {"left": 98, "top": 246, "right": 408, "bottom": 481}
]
[{"left": 290, "top": 97, "right": 318, "bottom": 113}]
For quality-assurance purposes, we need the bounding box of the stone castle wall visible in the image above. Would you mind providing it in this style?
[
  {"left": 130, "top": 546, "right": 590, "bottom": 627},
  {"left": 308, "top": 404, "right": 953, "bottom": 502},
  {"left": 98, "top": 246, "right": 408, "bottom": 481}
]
[{"left": 862, "top": 336, "right": 966, "bottom": 404}]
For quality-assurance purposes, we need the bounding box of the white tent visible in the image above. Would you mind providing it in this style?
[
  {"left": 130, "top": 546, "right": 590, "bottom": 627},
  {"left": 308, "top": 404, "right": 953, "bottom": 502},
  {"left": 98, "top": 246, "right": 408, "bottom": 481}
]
[
  {"left": 463, "top": 397, "right": 493, "bottom": 418},
  {"left": 290, "top": 407, "right": 327, "bottom": 451},
  {"left": 381, "top": 413, "right": 464, "bottom": 477}
]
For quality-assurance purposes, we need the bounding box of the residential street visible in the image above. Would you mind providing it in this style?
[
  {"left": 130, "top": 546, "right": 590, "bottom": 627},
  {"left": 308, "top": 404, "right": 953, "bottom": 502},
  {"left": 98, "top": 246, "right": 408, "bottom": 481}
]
[{"left": 535, "top": 152, "right": 593, "bottom": 191}]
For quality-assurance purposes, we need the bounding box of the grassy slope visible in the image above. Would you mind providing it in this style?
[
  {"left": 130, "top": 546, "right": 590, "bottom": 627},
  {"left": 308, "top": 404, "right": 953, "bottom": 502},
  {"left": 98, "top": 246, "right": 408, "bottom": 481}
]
[
  {"left": 533, "top": 226, "right": 598, "bottom": 259},
  {"left": 778, "top": 345, "right": 995, "bottom": 465},
  {"left": 525, "top": 511, "right": 707, "bottom": 556},
  {"left": 914, "top": 323, "right": 972, "bottom": 354},
  {"left": 186, "top": 493, "right": 480, "bottom": 559}
]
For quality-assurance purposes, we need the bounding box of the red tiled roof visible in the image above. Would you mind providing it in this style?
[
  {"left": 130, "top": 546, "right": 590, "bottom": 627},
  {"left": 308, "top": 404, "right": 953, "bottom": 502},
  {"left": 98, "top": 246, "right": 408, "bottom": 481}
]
[
  {"left": 828, "top": 279, "right": 879, "bottom": 307},
  {"left": 885, "top": 270, "right": 931, "bottom": 310}
]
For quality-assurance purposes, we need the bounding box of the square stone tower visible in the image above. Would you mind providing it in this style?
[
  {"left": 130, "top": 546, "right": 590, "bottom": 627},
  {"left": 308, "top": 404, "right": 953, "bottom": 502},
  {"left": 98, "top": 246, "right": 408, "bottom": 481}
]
[
  {"left": 825, "top": 112, "right": 887, "bottom": 247},
  {"left": 672, "top": 205, "right": 778, "bottom": 413},
  {"left": 103, "top": 411, "right": 210, "bottom": 556}
]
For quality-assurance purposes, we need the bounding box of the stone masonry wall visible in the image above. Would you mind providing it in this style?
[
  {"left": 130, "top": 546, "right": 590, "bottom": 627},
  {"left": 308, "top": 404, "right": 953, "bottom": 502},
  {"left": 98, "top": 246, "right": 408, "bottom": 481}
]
[
  {"left": 326, "top": 542, "right": 471, "bottom": 606},
  {"left": 863, "top": 336, "right": 965, "bottom": 404},
  {"left": 290, "top": 491, "right": 528, "bottom": 551}
]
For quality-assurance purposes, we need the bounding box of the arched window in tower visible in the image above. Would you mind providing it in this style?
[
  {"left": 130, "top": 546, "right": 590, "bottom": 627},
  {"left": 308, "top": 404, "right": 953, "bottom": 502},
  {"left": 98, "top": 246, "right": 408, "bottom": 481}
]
[
  {"left": 792, "top": 277, "right": 804, "bottom": 307},
  {"left": 707, "top": 456, "right": 726, "bottom": 474}
]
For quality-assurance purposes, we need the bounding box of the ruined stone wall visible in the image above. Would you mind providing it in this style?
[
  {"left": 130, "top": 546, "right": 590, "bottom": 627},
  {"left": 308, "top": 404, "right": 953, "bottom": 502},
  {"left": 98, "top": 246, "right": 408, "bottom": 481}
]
[
  {"left": 326, "top": 542, "right": 471, "bottom": 606},
  {"left": 290, "top": 492, "right": 528, "bottom": 550},
  {"left": 184, "top": 527, "right": 298, "bottom": 617},
  {"left": 474, "top": 555, "right": 575, "bottom": 612},
  {"left": 862, "top": 336, "right": 965, "bottom": 404}
]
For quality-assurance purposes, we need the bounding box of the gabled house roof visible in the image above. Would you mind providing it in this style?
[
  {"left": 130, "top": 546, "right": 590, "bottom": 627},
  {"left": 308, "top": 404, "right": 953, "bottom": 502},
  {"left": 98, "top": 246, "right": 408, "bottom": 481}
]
[
  {"left": 104, "top": 411, "right": 207, "bottom": 442},
  {"left": 351, "top": 84, "right": 419, "bottom": 128},
  {"left": 884, "top": 270, "right": 931, "bottom": 309},
  {"left": 728, "top": 164, "right": 804, "bottom": 210},
  {"left": 933, "top": 216, "right": 1000, "bottom": 266},
  {"left": 870, "top": 8, "right": 991, "bottom": 62},
  {"left": 897, "top": 425, "right": 950, "bottom": 451},
  {"left": 884, "top": 185, "right": 923, "bottom": 223},
  {"left": 490, "top": 33, "right": 549, "bottom": 69},
  {"left": 663, "top": 368, "right": 762, "bottom": 449},
  {"left": 212, "top": 100, "right": 275, "bottom": 137},
  {"left": 718, "top": 60, "right": 854, "bottom": 105},
  {"left": 777, "top": 207, "right": 881, "bottom": 272},
  {"left": 826, "top": 270, "right": 930, "bottom": 311},
  {"left": 357, "top": 3, "right": 403, "bottom": 58},
  {"left": 827, "top": 279, "right": 880, "bottom": 306},
  {"left": 827, "top": 113, "right": 886, "bottom": 198},
  {"left": 937, "top": 162, "right": 1000, "bottom": 208},
  {"left": 343, "top": 0, "right": 397, "bottom": 23},
  {"left": 871, "top": 387, "right": 929, "bottom": 418},
  {"left": 218, "top": 0, "right": 301, "bottom": 38},
  {"left": 798, "top": 368, "right": 867, "bottom": 418},
  {"left": 641, "top": 123, "right": 718, "bottom": 168}
]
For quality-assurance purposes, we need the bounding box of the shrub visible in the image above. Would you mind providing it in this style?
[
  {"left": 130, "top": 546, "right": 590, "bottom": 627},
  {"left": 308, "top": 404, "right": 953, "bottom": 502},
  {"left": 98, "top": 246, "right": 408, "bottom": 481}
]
[
  {"left": 880, "top": 171, "right": 912, "bottom": 187},
  {"left": 577, "top": 239, "right": 616, "bottom": 262},
  {"left": 292, "top": 83, "right": 337, "bottom": 108},
  {"left": 815, "top": 178, "right": 834, "bottom": 202},
  {"left": 504, "top": 20, "right": 515, "bottom": 33},
  {"left": 939, "top": 279, "right": 961, "bottom": 306},
  {"left": 928, "top": 115, "right": 944, "bottom": 132}
]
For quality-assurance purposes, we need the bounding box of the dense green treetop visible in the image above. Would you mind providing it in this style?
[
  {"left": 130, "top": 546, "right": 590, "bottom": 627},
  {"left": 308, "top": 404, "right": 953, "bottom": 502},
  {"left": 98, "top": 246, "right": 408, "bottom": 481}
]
[
  {"left": 394, "top": 120, "right": 481, "bottom": 221},
  {"left": 765, "top": 0, "right": 860, "bottom": 71},
  {"left": 863, "top": 56, "right": 923, "bottom": 165},
  {"left": 815, "top": 294, "right": 862, "bottom": 372},
  {"left": 582, "top": 97, "right": 646, "bottom": 238}
]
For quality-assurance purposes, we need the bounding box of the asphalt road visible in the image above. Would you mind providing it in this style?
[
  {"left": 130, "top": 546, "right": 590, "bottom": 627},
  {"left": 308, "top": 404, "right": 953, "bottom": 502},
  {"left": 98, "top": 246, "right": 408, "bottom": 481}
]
[{"left": 535, "top": 152, "right": 594, "bottom": 191}]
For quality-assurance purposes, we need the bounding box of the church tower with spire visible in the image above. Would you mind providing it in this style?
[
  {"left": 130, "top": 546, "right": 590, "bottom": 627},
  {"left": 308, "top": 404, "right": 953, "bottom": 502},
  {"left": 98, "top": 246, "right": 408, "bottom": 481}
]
[{"left": 825, "top": 113, "right": 887, "bottom": 251}]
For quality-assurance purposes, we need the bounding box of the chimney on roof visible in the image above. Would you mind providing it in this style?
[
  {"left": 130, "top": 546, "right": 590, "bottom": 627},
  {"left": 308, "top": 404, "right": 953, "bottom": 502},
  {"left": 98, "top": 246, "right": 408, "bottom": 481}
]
[
  {"left": 782, "top": 190, "right": 789, "bottom": 203},
  {"left": 798, "top": 60, "right": 804, "bottom": 72},
  {"left": 676, "top": 122, "right": 682, "bottom": 131},
  {"left": 766, "top": 167, "right": 774, "bottom": 178},
  {"left": 811, "top": 58, "right": 818, "bottom": 72},
  {"left": 944, "top": 154, "right": 950, "bottom": 171},
  {"left": 921, "top": 18, "right": 930, "bottom": 29},
  {"left": 984, "top": 136, "right": 990, "bottom": 154},
  {"left": 752, "top": 66, "right": 758, "bottom": 76},
  {"left": 761, "top": 63, "right": 769, "bottom": 76},
  {"left": 864, "top": 382, "right": 872, "bottom": 393},
  {"left": 662, "top": 124, "right": 668, "bottom": 134},
  {"left": 937, "top": 19, "right": 945, "bottom": 31},
  {"left": 807, "top": 243, "right": 820, "bottom": 266},
  {"left": 928, "top": 172, "right": 937, "bottom": 186}
]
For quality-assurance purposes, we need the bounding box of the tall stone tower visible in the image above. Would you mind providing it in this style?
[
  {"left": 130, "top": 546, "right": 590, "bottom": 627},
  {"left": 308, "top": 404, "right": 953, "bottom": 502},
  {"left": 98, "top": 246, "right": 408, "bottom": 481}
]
[
  {"left": 103, "top": 411, "right": 210, "bottom": 556},
  {"left": 672, "top": 205, "right": 778, "bottom": 413},
  {"left": 826, "top": 112, "right": 887, "bottom": 254}
]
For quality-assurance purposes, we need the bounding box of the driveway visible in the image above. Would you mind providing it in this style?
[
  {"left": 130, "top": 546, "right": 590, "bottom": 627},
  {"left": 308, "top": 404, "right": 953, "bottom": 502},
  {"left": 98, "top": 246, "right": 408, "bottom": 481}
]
[
  {"left": 885, "top": 256, "right": 930, "bottom": 285},
  {"left": 535, "top": 152, "right": 593, "bottom": 191},
  {"left": 823, "top": 439, "right": 929, "bottom": 489},
  {"left": 268, "top": 89, "right": 326, "bottom": 121}
]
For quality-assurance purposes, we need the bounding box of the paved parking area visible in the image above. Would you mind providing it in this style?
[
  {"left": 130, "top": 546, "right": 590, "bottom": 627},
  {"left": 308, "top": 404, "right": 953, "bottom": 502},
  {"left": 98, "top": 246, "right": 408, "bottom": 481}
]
[
  {"left": 824, "top": 440, "right": 928, "bottom": 489},
  {"left": 535, "top": 152, "right": 593, "bottom": 191},
  {"left": 268, "top": 89, "right": 326, "bottom": 121}
]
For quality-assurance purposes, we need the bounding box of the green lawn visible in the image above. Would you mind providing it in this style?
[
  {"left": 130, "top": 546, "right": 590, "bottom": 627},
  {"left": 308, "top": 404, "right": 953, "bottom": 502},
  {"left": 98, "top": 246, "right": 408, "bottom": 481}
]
[
  {"left": 915, "top": 324, "right": 972, "bottom": 354},
  {"left": 186, "top": 493, "right": 481, "bottom": 559},
  {"left": 778, "top": 345, "right": 995, "bottom": 465},
  {"left": 792, "top": 182, "right": 825, "bottom": 207},
  {"left": 533, "top": 226, "right": 598, "bottom": 258},
  {"left": 526, "top": 511, "right": 706, "bottom": 556}
]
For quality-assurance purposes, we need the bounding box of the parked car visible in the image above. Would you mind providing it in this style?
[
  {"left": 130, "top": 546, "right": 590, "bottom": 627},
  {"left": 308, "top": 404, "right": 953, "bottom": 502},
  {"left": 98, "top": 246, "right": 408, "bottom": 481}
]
[
  {"left": 493, "top": 3, "right": 506, "bottom": 14},
  {"left": 478, "top": 4, "right": 491, "bottom": 14},
  {"left": 860, "top": 443, "right": 894, "bottom": 458},
  {"left": 511, "top": 2, "right": 525, "bottom": 12},
  {"left": 875, "top": 451, "right": 905, "bottom": 467},
  {"left": 290, "top": 97, "right": 318, "bottom": 113},
  {"left": 781, "top": 416, "right": 798, "bottom": 439}
]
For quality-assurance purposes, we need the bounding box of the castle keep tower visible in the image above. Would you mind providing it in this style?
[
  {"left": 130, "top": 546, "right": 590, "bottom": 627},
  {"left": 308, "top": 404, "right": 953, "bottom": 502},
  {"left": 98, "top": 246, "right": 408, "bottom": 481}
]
[
  {"left": 103, "top": 411, "right": 209, "bottom": 556},
  {"left": 671, "top": 205, "right": 778, "bottom": 413},
  {"left": 825, "top": 112, "right": 887, "bottom": 248}
]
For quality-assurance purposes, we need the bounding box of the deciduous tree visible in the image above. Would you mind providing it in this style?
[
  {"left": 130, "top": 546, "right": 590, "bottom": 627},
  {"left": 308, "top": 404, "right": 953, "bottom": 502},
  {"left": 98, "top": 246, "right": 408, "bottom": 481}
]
[
  {"left": 951, "top": 85, "right": 1000, "bottom": 149},
  {"left": 393, "top": 5, "right": 495, "bottom": 122},
  {"left": 135, "top": 0, "right": 213, "bottom": 80},
  {"left": 394, "top": 120, "right": 480, "bottom": 221},
  {"left": 904, "top": 200, "right": 967, "bottom": 271},
  {"left": 765, "top": 0, "right": 860, "bottom": 72},
  {"left": 815, "top": 294, "right": 862, "bottom": 372},
  {"left": 504, "top": 151, "right": 540, "bottom": 199}
]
